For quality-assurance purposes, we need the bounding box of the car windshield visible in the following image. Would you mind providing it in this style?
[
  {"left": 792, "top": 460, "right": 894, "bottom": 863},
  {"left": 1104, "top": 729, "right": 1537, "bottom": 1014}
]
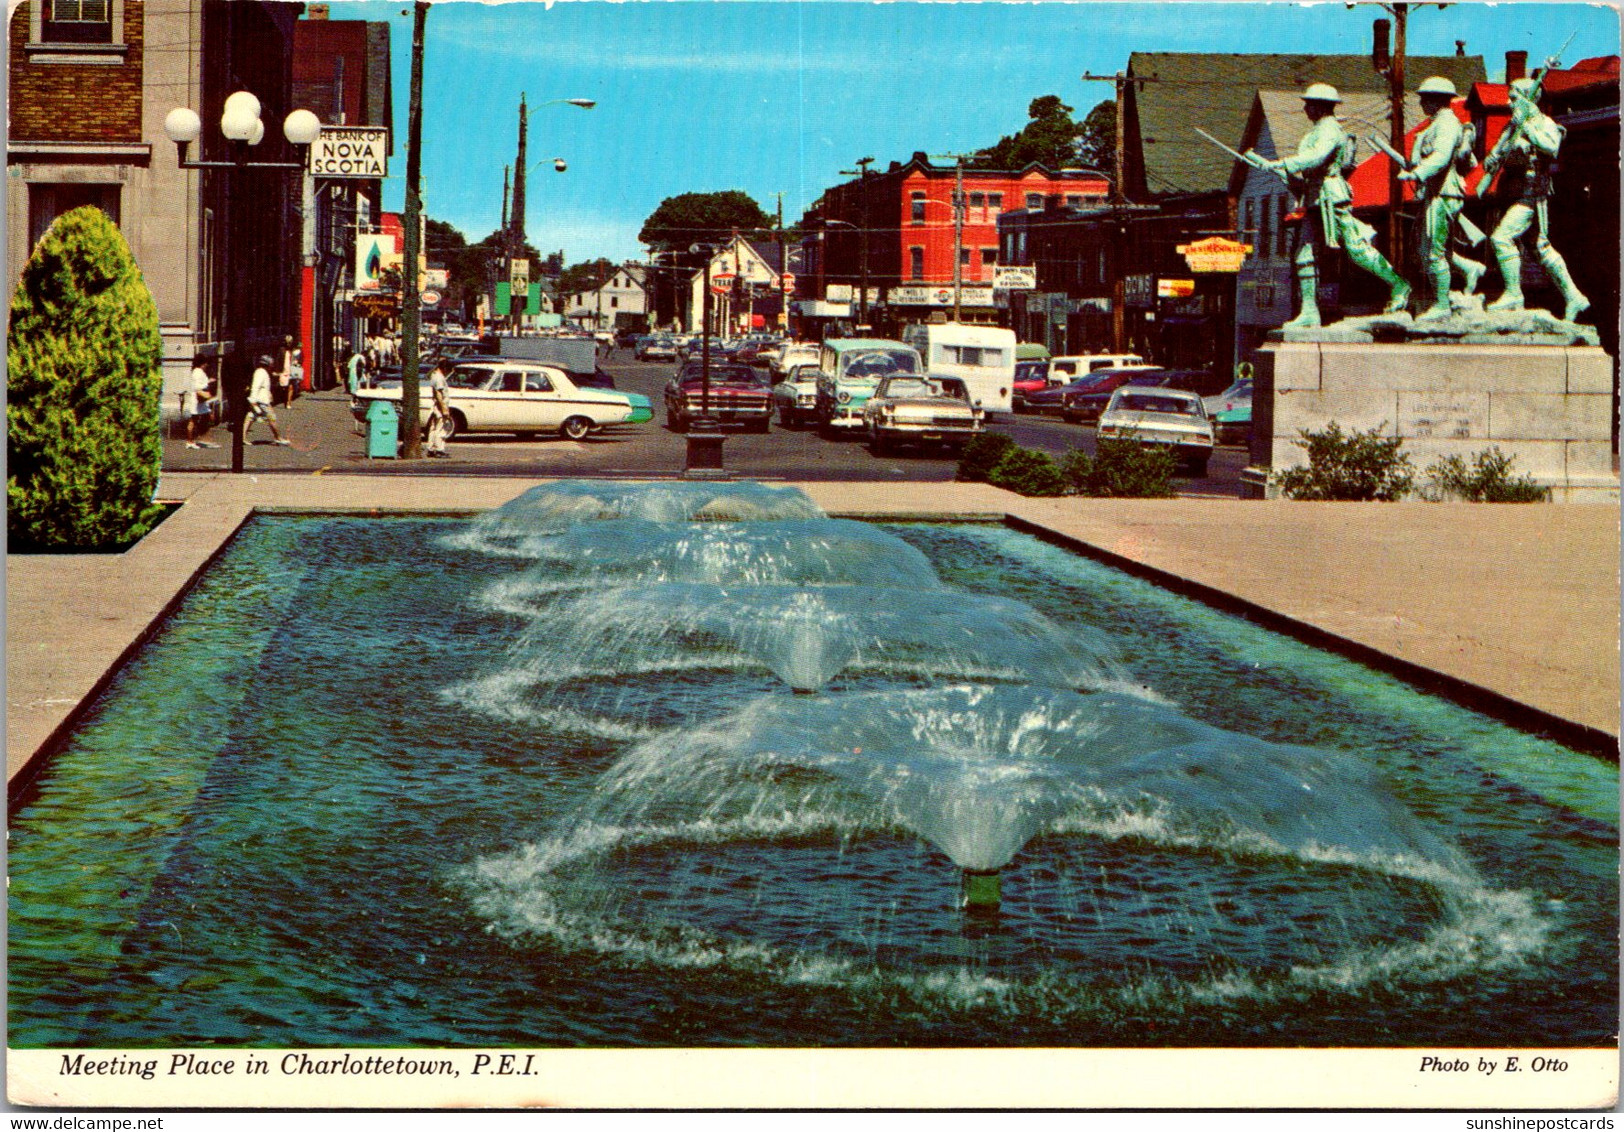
[
  {"left": 842, "top": 350, "right": 919, "bottom": 379},
  {"left": 686, "top": 366, "right": 762, "bottom": 385},
  {"left": 1015, "top": 362, "right": 1048, "bottom": 381},
  {"left": 880, "top": 377, "right": 941, "bottom": 399},
  {"left": 788, "top": 365, "right": 819, "bottom": 383},
  {"left": 1116, "top": 393, "right": 1200, "bottom": 415},
  {"left": 449, "top": 366, "right": 497, "bottom": 389}
]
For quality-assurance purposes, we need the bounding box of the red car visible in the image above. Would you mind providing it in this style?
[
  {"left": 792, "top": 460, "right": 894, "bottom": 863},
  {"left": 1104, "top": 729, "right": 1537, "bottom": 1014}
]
[
  {"left": 1011, "top": 360, "right": 1053, "bottom": 412},
  {"left": 663, "top": 363, "right": 773, "bottom": 433}
]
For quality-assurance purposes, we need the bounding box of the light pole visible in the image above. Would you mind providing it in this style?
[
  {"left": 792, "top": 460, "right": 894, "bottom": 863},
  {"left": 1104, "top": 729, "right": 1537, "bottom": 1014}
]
[
  {"left": 838, "top": 157, "right": 875, "bottom": 328},
  {"left": 164, "top": 96, "right": 322, "bottom": 474},
  {"left": 685, "top": 242, "right": 726, "bottom": 475},
  {"left": 508, "top": 98, "right": 593, "bottom": 332}
]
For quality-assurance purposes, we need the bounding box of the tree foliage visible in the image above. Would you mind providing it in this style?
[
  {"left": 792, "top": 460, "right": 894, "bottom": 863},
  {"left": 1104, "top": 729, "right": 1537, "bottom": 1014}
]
[
  {"left": 969, "top": 95, "right": 1116, "bottom": 178},
  {"left": 558, "top": 257, "right": 616, "bottom": 296},
  {"left": 638, "top": 191, "right": 773, "bottom": 252},
  {"left": 1422, "top": 447, "right": 1549, "bottom": 503},
  {"left": 8, "top": 206, "right": 164, "bottom": 549}
]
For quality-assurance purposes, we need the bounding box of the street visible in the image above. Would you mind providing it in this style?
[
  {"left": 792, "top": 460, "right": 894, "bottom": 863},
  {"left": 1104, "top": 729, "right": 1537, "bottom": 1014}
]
[{"left": 163, "top": 355, "right": 1250, "bottom": 495}]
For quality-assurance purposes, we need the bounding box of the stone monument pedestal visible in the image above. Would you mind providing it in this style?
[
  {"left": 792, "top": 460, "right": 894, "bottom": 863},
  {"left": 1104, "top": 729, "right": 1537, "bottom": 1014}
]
[{"left": 1241, "top": 339, "right": 1619, "bottom": 503}]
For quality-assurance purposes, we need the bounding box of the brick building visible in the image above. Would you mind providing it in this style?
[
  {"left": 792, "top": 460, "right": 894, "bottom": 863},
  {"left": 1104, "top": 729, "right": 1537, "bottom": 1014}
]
[
  {"left": 801, "top": 154, "right": 1107, "bottom": 332},
  {"left": 8, "top": 0, "right": 306, "bottom": 417},
  {"left": 292, "top": 9, "right": 392, "bottom": 389}
]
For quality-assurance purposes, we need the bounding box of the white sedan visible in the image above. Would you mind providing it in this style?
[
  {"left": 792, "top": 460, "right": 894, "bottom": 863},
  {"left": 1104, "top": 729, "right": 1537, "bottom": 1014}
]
[
  {"left": 352, "top": 362, "right": 651, "bottom": 440},
  {"left": 771, "top": 363, "right": 821, "bottom": 428},
  {"left": 1095, "top": 386, "right": 1215, "bottom": 475}
]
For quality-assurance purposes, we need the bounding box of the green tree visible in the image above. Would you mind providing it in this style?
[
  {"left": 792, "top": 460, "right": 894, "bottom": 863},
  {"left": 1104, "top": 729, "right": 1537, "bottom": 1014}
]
[
  {"left": 638, "top": 191, "right": 773, "bottom": 253},
  {"left": 976, "top": 95, "right": 1084, "bottom": 170},
  {"left": 1076, "top": 100, "right": 1116, "bottom": 178},
  {"left": 8, "top": 206, "right": 164, "bottom": 549},
  {"left": 558, "top": 257, "right": 615, "bottom": 296},
  {"left": 1276, "top": 422, "right": 1414, "bottom": 501}
]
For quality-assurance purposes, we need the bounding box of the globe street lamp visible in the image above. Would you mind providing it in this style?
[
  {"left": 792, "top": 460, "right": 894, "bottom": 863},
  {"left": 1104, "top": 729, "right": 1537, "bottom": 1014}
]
[
  {"left": 684, "top": 241, "right": 726, "bottom": 476},
  {"left": 165, "top": 95, "right": 322, "bottom": 473}
]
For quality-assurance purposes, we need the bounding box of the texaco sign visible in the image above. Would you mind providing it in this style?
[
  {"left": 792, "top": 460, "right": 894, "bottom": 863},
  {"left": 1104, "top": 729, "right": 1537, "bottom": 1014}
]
[{"left": 309, "top": 127, "right": 390, "bottom": 178}]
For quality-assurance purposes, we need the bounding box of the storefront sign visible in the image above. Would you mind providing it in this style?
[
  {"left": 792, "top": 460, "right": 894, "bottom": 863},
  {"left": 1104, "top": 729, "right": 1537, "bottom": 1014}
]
[
  {"left": 888, "top": 285, "right": 995, "bottom": 307},
  {"left": 355, "top": 233, "right": 395, "bottom": 292},
  {"left": 1123, "top": 274, "right": 1156, "bottom": 307},
  {"left": 309, "top": 127, "right": 389, "bottom": 179},
  {"left": 1176, "top": 236, "right": 1251, "bottom": 273},
  {"left": 993, "top": 265, "right": 1037, "bottom": 290},
  {"left": 1157, "top": 278, "right": 1196, "bottom": 298},
  {"left": 426, "top": 267, "right": 449, "bottom": 290},
  {"left": 509, "top": 258, "right": 529, "bottom": 294},
  {"left": 353, "top": 292, "right": 399, "bottom": 318}
]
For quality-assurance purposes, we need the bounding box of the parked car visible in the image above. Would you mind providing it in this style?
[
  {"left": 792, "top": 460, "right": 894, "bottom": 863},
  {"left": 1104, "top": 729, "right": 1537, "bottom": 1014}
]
[
  {"left": 636, "top": 335, "right": 678, "bottom": 362},
  {"left": 1011, "top": 360, "right": 1054, "bottom": 412},
  {"left": 351, "top": 361, "right": 650, "bottom": 440},
  {"left": 664, "top": 363, "right": 773, "bottom": 432},
  {"left": 771, "top": 343, "right": 819, "bottom": 379},
  {"left": 815, "top": 339, "right": 924, "bottom": 436},
  {"left": 1203, "top": 378, "right": 1254, "bottom": 446},
  {"left": 862, "top": 375, "right": 984, "bottom": 454},
  {"left": 1048, "top": 353, "right": 1147, "bottom": 381},
  {"left": 772, "top": 363, "right": 821, "bottom": 428},
  {"left": 1060, "top": 368, "right": 1176, "bottom": 423},
  {"left": 1095, "top": 385, "right": 1215, "bottom": 475}
]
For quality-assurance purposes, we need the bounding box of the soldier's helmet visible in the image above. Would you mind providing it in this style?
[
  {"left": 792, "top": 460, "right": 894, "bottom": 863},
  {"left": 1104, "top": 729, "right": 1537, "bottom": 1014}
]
[
  {"left": 1418, "top": 76, "right": 1458, "bottom": 98},
  {"left": 1301, "top": 83, "right": 1341, "bottom": 103}
]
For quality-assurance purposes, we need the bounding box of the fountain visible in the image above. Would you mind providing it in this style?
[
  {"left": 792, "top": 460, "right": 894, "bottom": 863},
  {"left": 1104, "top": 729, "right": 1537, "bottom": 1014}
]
[{"left": 7, "top": 480, "right": 1614, "bottom": 1049}]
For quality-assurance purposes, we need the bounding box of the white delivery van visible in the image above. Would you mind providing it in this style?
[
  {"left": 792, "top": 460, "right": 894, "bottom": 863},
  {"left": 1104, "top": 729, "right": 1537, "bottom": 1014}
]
[
  {"left": 900, "top": 323, "right": 1016, "bottom": 414},
  {"left": 1048, "top": 353, "right": 1149, "bottom": 380}
]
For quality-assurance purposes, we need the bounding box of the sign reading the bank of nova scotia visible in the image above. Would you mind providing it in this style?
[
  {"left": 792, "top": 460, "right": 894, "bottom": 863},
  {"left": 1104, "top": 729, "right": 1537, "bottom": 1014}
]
[
  {"left": 1176, "top": 236, "right": 1251, "bottom": 273},
  {"left": 308, "top": 126, "right": 390, "bottom": 178}
]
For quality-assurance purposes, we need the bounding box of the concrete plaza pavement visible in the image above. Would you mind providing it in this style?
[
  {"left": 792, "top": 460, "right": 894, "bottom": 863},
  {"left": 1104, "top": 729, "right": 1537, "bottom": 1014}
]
[{"left": 7, "top": 467, "right": 1618, "bottom": 792}]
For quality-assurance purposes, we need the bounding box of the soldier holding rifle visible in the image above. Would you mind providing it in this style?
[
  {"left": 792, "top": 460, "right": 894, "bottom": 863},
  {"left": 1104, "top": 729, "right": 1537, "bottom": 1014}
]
[
  {"left": 1203, "top": 84, "right": 1409, "bottom": 329},
  {"left": 1476, "top": 46, "right": 1589, "bottom": 322},
  {"left": 1397, "top": 77, "right": 1486, "bottom": 321}
]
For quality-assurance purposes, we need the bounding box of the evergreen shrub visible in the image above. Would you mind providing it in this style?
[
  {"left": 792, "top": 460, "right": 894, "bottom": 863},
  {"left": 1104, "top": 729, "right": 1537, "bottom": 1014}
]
[
  {"left": 1066, "top": 440, "right": 1177, "bottom": 498},
  {"left": 955, "top": 432, "right": 1017, "bottom": 483},
  {"left": 1275, "top": 422, "right": 1413, "bottom": 501},
  {"left": 986, "top": 446, "right": 1069, "bottom": 496},
  {"left": 1423, "top": 447, "right": 1550, "bottom": 503},
  {"left": 8, "top": 207, "right": 164, "bottom": 550}
]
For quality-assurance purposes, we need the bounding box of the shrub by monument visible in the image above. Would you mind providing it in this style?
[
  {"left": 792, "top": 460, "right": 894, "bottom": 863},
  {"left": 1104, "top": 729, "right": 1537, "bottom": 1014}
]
[
  {"left": 1423, "top": 447, "right": 1550, "bottom": 503},
  {"left": 1064, "top": 440, "right": 1177, "bottom": 498},
  {"left": 1276, "top": 422, "right": 1413, "bottom": 501},
  {"left": 986, "top": 446, "right": 1069, "bottom": 497},
  {"left": 955, "top": 432, "right": 1017, "bottom": 483},
  {"left": 8, "top": 207, "right": 164, "bottom": 549}
]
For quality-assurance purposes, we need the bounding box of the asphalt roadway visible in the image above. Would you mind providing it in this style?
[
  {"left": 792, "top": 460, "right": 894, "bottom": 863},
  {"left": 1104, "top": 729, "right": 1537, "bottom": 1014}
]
[{"left": 162, "top": 355, "right": 1250, "bottom": 494}]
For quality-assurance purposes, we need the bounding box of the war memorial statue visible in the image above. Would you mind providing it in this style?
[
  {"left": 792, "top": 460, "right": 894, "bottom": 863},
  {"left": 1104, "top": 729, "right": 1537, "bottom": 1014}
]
[
  {"left": 1214, "top": 62, "right": 1613, "bottom": 503},
  {"left": 1253, "top": 84, "right": 1411, "bottom": 329},
  {"left": 1477, "top": 72, "right": 1590, "bottom": 322}
]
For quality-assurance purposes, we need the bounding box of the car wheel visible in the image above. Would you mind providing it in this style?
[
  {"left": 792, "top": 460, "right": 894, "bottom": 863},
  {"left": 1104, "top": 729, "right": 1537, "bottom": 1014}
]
[
  {"left": 560, "top": 415, "right": 592, "bottom": 441},
  {"left": 443, "top": 411, "right": 463, "bottom": 440}
]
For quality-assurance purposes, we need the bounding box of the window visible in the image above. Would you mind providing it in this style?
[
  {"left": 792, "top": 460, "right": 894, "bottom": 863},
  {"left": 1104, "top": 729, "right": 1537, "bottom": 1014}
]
[
  {"left": 909, "top": 246, "right": 924, "bottom": 280},
  {"left": 44, "top": 0, "right": 112, "bottom": 42},
  {"left": 1260, "top": 200, "right": 1272, "bottom": 259},
  {"left": 988, "top": 193, "right": 1002, "bottom": 213},
  {"left": 969, "top": 192, "right": 985, "bottom": 211},
  {"left": 911, "top": 192, "right": 926, "bottom": 224},
  {"left": 523, "top": 372, "right": 554, "bottom": 393},
  {"left": 610, "top": 296, "right": 619, "bottom": 308},
  {"left": 1243, "top": 198, "right": 1254, "bottom": 243},
  {"left": 28, "top": 183, "right": 120, "bottom": 248},
  {"left": 981, "top": 247, "right": 997, "bottom": 266},
  {"left": 1276, "top": 195, "right": 1289, "bottom": 258},
  {"left": 959, "top": 247, "right": 971, "bottom": 267},
  {"left": 1025, "top": 193, "right": 1042, "bottom": 209},
  {"left": 1065, "top": 194, "right": 1083, "bottom": 207}
]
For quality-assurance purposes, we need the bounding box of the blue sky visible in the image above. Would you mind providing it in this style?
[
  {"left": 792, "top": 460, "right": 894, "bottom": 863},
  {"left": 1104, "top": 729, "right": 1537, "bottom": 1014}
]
[{"left": 319, "top": 0, "right": 1620, "bottom": 265}]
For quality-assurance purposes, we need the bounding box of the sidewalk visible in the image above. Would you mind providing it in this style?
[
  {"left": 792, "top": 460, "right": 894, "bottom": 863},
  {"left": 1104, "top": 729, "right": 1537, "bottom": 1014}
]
[{"left": 7, "top": 474, "right": 1619, "bottom": 791}]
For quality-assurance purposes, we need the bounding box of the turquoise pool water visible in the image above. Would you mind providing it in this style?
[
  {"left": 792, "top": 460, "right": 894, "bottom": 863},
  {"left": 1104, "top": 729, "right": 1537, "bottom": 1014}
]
[{"left": 9, "top": 497, "right": 1616, "bottom": 1048}]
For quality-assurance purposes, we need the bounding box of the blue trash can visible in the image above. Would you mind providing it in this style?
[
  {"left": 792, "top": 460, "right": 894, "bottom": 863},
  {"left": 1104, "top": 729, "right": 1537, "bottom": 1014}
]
[{"left": 365, "top": 399, "right": 399, "bottom": 459}]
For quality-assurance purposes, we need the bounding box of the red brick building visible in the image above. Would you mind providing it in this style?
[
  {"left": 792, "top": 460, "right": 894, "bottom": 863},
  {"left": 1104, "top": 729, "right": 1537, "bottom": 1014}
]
[{"left": 802, "top": 154, "right": 1107, "bottom": 331}]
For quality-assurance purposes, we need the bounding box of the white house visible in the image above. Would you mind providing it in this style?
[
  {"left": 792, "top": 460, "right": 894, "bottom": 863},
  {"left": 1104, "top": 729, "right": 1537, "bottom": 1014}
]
[
  {"left": 684, "top": 235, "right": 797, "bottom": 334},
  {"left": 565, "top": 262, "right": 648, "bottom": 330}
]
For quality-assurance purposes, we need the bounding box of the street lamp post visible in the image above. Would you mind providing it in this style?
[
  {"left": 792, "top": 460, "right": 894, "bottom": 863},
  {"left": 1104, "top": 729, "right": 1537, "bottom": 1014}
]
[
  {"left": 506, "top": 97, "right": 593, "bottom": 333},
  {"left": 839, "top": 157, "right": 875, "bottom": 328},
  {"left": 164, "top": 96, "right": 322, "bottom": 474},
  {"left": 684, "top": 243, "right": 726, "bottom": 476}
]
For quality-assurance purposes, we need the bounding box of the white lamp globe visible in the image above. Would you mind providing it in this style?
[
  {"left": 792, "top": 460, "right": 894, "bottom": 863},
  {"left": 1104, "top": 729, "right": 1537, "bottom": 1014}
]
[
  {"left": 163, "top": 107, "right": 202, "bottom": 144},
  {"left": 221, "top": 106, "right": 255, "bottom": 141},
  {"left": 283, "top": 109, "right": 322, "bottom": 146},
  {"left": 246, "top": 118, "right": 266, "bottom": 147},
  {"left": 223, "top": 90, "right": 261, "bottom": 120}
]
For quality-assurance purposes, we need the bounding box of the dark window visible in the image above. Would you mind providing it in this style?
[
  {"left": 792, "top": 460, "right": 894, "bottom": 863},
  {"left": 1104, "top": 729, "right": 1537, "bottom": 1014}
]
[
  {"left": 988, "top": 193, "right": 1003, "bottom": 212},
  {"left": 1276, "top": 195, "right": 1289, "bottom": 258},
  {"left": 909, "top": 246, "right": 924, "bottom": 280},
  {"left": 44, "top": 0, "right": 112, "bottom": 43},
  {"left": 911, "top": 192, "right": 926, "bottom": 224},
  {"left": 1025, "top": 193, "right": 1042, "bottom": 209},
  {"left": 969, "top": 192, "right": 985, "bottom": 210},
  {"left": 981, "top": 247, "right": 997, "bottom": 266},
  {"left": 1065, "top": 194, "right": 1083, "bottom": 207},
  {"left": 959, "top": 247, "right": 971, "bottom": 266},
  {"left": 28, "top": 182, "right": 120, "bottom": 248}
]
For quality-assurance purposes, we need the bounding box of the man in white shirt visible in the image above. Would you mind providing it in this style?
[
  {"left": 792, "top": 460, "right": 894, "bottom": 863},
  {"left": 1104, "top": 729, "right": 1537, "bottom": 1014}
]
[
  {"left": 183, "top": 355, "right": 218, "bottom": 449},
  {"left": 424, "top": 359, "right": 452, "bottom": 457},
  {"left": 243, "top": 355, "right": 291, "bottom": 446}
]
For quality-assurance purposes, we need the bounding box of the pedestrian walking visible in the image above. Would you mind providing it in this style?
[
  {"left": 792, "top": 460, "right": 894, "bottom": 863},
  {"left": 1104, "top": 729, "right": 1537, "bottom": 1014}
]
[
  {"left": 277, "top": 334, "right": 298, "bottom": 407},
  {"left": 243, "top": 354, "right": 291, "bottom": 446},
  {"left": 424, "top": 358, "right": 453, "bottom": 458},
  {"left": 183, "top": 355, "right": 219, "bottom": 449}
]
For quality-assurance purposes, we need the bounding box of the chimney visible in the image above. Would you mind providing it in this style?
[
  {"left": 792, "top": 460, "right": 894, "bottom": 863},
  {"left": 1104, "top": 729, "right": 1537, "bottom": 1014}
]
[
  {"left": 1506, "top": 51, "right": 1528, "bottom": 83},
  {"left": 308, "top": 3, "right": 329, "bottom": 18}
]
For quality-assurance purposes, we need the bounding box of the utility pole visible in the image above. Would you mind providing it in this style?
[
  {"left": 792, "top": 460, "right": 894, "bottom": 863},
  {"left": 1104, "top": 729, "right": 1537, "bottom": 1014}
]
[
  {"left": 953, "top": 154, "right": 965, "bottom": 321},
  {"left": 500, "top": 165, "right": 510, "bottom": 331},
  {"left": 399, "top": 0, "right": 428, "bottom": 458},
  {"left": 1083, "top": 70, "right": 1152, "bottom": 352},
  {"left": 1373, "top": 4, "right": 1411, "bottom": 272},
  {"left": 512, "top": 94, "right": 528, "bottom": 246},
  {"left": 775, "top": 192, "right": 788, "bottom": 336}
]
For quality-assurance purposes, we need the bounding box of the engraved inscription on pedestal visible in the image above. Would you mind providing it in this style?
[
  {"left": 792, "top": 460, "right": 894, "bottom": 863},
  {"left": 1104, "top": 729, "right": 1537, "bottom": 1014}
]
[{"left": 1399, "top": 393, "right": 1487, "bottom": 440}]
